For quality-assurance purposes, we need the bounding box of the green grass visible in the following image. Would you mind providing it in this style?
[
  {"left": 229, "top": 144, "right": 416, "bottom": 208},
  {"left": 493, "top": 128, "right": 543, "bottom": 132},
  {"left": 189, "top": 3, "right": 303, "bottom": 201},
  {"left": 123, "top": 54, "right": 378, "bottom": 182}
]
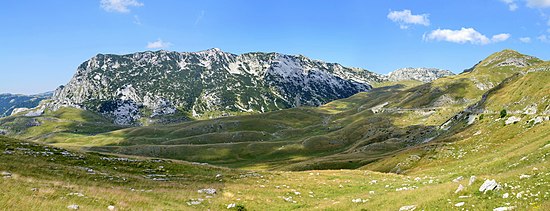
[{"left": 1, "top": 50, "right": 550, "bottom": 210}]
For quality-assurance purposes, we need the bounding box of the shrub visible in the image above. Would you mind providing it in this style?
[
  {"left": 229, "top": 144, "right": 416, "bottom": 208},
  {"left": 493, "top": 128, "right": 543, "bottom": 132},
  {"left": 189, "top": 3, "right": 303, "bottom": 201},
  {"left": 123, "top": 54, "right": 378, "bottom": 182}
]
[{"left": 499, "top": 109, "right": 507, "bottom": 118}]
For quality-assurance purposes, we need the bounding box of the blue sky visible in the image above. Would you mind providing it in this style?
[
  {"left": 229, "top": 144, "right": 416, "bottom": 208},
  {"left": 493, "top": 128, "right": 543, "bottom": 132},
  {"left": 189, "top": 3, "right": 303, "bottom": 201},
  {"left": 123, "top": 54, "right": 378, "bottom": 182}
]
[{"left": 1, "top": 0, "right": 550, "bottom": 94}]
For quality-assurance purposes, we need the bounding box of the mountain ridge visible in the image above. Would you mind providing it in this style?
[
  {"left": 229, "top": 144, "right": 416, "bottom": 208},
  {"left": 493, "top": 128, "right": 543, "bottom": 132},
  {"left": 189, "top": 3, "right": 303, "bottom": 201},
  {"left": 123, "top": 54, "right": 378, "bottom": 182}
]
[{"left": 46, "top": 48, "right": 453, "bottom": 125}]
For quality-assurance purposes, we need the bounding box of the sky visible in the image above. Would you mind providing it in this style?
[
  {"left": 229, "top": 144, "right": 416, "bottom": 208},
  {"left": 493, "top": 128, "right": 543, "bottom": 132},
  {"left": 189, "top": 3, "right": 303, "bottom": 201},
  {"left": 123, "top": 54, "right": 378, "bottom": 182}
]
[{"left": 1, "top": 0, "right": 550, "bottom": 94}]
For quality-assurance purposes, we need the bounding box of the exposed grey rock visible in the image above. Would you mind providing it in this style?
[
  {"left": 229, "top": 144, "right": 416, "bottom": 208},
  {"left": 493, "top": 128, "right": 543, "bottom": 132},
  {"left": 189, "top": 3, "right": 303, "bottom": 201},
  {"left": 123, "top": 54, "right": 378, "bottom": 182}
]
[
  {"left": 505, "top": 116, "right": 521, "bottom": 125},
  {"left": 468, "top": 176, "right": 476, "bottom": 186},
  {"left": 50, "top": 49, "right": 385, "bottom": 125},
  {"left": 496, "top": 57, "right": 533, "bottom": 67},
  {"left": 67, "top": 204, "right": 79, "bottom": 210},
  {"left": 197, "top": 188, "right": 217, "bottom": 195},
  {"left": 399, "top": 205, "right": 417, "bottom": 211},
  {"left": 493, "top": 206, "right": 516, "bottom": 211},
  {"left": 455, "top": 184, "right": 464, "bottom": 193},
  {"left": 387, "top": 68, "right": 454, "bottom": 83},
  {"left": 452, "top": 176, "right": 464, "bottom": 182},
  {"left": 479, "top": 179, "right": 500, "bottom": 193}
]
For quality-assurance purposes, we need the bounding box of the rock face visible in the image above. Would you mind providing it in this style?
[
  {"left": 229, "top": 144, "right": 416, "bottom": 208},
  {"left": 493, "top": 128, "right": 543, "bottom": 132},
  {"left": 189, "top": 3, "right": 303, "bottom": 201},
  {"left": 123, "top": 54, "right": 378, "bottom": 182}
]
[
  {"left": 0, "top": 92, "right": 51, "bottom": 117},
  {"left": 387, "top": 68, "right": 454, "bottom": 83},
  {"left": 50, "top": 49, "right": 386, "bottom": 125}
]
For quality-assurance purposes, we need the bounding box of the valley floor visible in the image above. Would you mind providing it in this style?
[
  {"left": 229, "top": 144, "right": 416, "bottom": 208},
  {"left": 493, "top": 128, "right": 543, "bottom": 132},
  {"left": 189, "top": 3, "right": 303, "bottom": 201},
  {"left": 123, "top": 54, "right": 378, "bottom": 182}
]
[{"left": 1, "top": 131, "right": 549, "bottom": 210}]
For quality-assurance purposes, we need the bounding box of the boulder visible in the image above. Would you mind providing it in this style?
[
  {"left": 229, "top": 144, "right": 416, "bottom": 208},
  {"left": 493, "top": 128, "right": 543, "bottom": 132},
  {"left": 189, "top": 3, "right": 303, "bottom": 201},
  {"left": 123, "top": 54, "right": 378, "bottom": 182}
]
[
  {"left": 505, "top": 116, "right": 521, "bottom": 125},
  {"left": 479, "top": 179, "right": 499, "bottom": 193}
]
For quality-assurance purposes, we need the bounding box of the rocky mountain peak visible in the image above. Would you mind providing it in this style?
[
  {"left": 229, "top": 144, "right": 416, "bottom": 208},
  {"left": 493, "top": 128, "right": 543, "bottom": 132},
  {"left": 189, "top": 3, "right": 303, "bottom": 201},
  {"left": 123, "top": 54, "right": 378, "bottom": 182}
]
[
  {"left": 49, "top": 49, "right": 385, "bottom": 125},
  {"left": 480, "top": 49, "right": 542, "bottom": 68}
]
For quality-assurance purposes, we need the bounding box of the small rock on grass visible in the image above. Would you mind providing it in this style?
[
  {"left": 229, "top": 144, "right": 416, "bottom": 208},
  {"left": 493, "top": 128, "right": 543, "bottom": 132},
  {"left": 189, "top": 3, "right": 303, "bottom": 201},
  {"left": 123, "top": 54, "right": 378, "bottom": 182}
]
[
  {"left": 493, "top": 206, "right": 516, "bottom": 211},
  {"left": 399, "top": 205, "right": 416, "bottom": 211},
  {"left": 67, "top": 204, "right": 79, "bottom": 210},
  {"left": 455, "top": 184, "right": 464, "bottom": 193}
]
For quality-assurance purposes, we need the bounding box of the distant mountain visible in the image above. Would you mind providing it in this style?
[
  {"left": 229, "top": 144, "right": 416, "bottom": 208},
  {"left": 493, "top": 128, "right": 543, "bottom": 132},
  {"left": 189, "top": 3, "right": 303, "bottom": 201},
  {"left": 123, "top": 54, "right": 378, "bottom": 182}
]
[
  {"left": 0, "top": 92, "right": 52, "bottom": 117},
  {"left": 387, "top": 67, "right": 454, "bottom": 83},
  {"left": 50, "top": 49, "right": 387, "bottom": 125}
]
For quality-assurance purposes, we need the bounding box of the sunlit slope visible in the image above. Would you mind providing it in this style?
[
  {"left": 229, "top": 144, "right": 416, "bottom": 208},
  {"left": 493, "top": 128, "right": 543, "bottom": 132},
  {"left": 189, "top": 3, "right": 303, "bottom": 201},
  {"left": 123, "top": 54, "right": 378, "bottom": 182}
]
[{"left": 1, "top": 50, "right": 547, "bottom": 171}]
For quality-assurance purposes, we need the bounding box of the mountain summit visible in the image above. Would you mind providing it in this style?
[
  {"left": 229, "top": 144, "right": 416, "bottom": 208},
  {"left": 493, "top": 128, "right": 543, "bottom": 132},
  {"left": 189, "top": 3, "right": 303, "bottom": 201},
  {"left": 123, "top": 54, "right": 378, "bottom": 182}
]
[{"left": 50, "top": 49, "right": 385, "bottom": 124}]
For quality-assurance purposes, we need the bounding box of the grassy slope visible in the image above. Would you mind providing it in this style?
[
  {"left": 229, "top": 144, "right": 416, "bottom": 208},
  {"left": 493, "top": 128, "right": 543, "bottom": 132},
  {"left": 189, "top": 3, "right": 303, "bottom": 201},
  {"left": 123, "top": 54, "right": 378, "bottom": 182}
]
[
  {"left": 1, "top": 50, "right": 546, "bottom": 172},
  {"left": 1, "top": 50, "right": 549, "bottom": 210}
]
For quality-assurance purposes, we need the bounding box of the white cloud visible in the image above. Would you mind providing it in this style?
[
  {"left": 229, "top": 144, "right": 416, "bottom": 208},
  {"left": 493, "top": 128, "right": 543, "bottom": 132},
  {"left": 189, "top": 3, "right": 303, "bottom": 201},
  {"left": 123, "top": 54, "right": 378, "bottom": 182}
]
[
  {"left": 146, "top": 39, "right": 172, "bottom": 49},
  {"left": 100, "top": 0, "right": 143, "bottom": 13},
  {"left": 424, "top": 28, "right": 510, "bottom": 45},
  {"left": 194, "top": 10, "right": 205, "bottom": 26},
  {"left": 492, "top": 33, "right": 511, "bottom": 42},
  {"left": 500, "top": 0, "right": 519, "bottom": 11},
  {"left": 526, "top": 0, "right": 550, "bottom": 8},
  {"left": 133, "top": 15, "right": 142, "bottom": 25},
  {"left": 387, "top": 10, "right": 430, "bottom": 29},
  {"left": 537, "top": 34, "right": 549, "bottom": 42},
  {"left": 519, "top": 37, "right": 532, "bottom": 43}
]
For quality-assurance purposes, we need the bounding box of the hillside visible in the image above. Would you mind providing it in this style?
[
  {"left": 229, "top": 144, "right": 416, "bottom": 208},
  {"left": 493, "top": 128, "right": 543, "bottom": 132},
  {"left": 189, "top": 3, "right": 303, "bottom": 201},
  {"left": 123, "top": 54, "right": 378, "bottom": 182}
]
[
  {"left": 2, "top": 50, "right": 547, "bottom": 173},
  {"left": 42, "top": 48, "right": 456, "bottom": 126},
  {"left": 49, "top": 49, "right": 385, "bottom": 125},
  {"left": 0, "top": 92, "right": 51, "bottom": 118},
  {"left": 2, "top": 112, "right": 549, "bottom": 210}
]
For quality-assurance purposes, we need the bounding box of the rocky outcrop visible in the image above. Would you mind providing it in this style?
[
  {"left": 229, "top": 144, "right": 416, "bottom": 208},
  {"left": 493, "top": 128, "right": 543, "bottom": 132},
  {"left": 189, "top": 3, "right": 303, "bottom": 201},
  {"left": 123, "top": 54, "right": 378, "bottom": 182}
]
[
  {"left": 50, "top": 49, "right": 385, "bottom": 125},
  {"left": 387, "top": 68, "right": 454, "bottom": 83}
]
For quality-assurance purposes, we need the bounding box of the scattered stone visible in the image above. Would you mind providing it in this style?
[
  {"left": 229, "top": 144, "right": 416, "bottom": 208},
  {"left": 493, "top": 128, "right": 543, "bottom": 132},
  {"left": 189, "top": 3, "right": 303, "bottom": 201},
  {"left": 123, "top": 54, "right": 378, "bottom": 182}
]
[
  {"left": 187, "top": 198, "right": 204, "bottom": 205},
  {"left": 352, "top": 198, "right": 368, "bottom": 203},
  {"left": 282, "top": 196, "right": 296, "bottom": 203},
  {"left": 197, "top": 188, "right": 217, "bottom": 195},
  {"left": 493, "top": 206, "right": 516, "bottom": 211},
  {"left": 458, "top": 195, "right": 470, "bottom": 199},
  {"left": 455, "top": 184, "right": 464, "bottom": 193},
  {"left": 107, "top": 205, "right": 116, "bottom": 211},
  {"left": 68, "top": 192, "right": 84, "bottom": 197},
  {"left": 503, "top": 193, "right": 509, "bottom": 199},
  {"left": 1, "top": 171, "right": 12, "bottom": 178},
  {"left": 479, "top": 179, "right": 499, "bottom": 193},
  {"left": 519, "top": 174, "right": 531, "bottom": 179},
  {"left": 455, "top": 202, "right": 465, "bottom": 207},
  {"left": 505, "top": 116, "right": 521, "bottom": 125},
  {"left": 227, "top": 203, "right": 236, "bottom": 209},
  {"left": 67, "top": 204, "right": 79, "bottom": 210},
  {"left": 216, "top": 174, "right": 223, "bottom": 178},
  {"left": 399, "top": 205, "right": 417, "bottom": 211},
  {"left": 468, "top": 176, "right": 476, "bottom": 186},
  {"left": 516, "top": 192, "right": 523, "bottom": 199},
  {"left": 31, "top": 188, "right": 38, "bottom": 192},
  {"left": 452, "top": 176, "right": 464, "bottom": 183}
]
